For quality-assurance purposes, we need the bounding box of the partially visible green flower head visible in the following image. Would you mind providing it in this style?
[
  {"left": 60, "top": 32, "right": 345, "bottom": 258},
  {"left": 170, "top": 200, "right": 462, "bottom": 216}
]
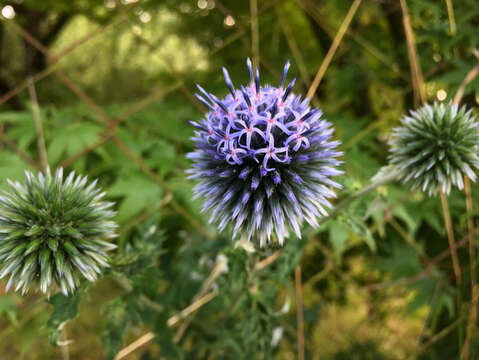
[
  {"left": 0, "top": 168, "right": 117, "bottom": 295},
  {"left": 389, "top": 102, "right": 479, "bottom": 195}
]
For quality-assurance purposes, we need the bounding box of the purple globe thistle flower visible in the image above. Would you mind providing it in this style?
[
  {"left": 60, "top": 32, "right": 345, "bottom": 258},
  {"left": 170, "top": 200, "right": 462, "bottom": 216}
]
[{"left": 187, "top": 59, "right": 343, "bottom": 246}]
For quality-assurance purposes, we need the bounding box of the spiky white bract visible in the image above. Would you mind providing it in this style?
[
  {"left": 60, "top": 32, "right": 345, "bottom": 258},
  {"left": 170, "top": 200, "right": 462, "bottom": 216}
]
[
  {"left": 187, "top": 59, "right": 343, "bottom": 246},
  {"left": 389, "top": 102, "right": 479, "bottom": 195},
  {"left": 0, "top": 168, "right": 117, "bottom": 295}
]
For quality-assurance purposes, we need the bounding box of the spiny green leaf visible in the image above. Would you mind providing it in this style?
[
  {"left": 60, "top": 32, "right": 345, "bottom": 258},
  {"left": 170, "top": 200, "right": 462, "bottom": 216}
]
[{"left": 47, "top": 292, "right": 81, "bottom": 346}]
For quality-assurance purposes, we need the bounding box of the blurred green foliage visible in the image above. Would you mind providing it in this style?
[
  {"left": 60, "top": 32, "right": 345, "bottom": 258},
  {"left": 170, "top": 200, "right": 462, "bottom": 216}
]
[{"left": 2, "top": 0, "right": 479, "bottom": 359}]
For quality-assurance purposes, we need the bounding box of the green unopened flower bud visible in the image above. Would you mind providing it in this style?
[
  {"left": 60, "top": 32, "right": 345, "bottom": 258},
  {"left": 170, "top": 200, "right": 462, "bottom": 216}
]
[
  {"left": 0, "top": 168, "right": 117, "bottom": 295},
  {"left": 388, "top": 102, "right": 479, "bottom": 195}
]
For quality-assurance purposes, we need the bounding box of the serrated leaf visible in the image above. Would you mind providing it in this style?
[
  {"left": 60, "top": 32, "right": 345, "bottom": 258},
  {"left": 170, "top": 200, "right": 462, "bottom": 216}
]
[
  {"left": 144, "top": 140, "right": 177, "bottom": 177},
  {"left": 108, "top": 174, "right": 163, "bottom": 223},
  {"left": 47, "top": 292, "right": 81, "bottom": 345},
  {"left": 47, "top": 122, "right": 103, "bottom": 165}
]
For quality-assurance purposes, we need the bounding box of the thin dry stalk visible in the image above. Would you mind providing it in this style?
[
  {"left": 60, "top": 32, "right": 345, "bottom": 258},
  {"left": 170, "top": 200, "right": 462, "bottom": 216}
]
[
  {"left": 454, "top": 67, "right": 479, "bottom": 105},
  {"left": 60, "top": 327, "right": 70, "bottom": 360},
  {"left": 255, "top": 251, "right": 280, "bottom": 270},
  {"left": 114, "top": 332, "right": 155, "bottom": 360},
  {"left": 299, "top": 0, "right": 407, "bottom": 81},
  {"left": 54, "top": 70, "right": 112, "bottom": 127},
  {"left": 400, "top": 0, "right": 426, "bottom": 106},
  {"left": 462, "top": 177, "right": 477, "bottom": 360},
  {"left": 454, "top": 49, "right": 479, "bottom": 360},
  {"left": 0, "top": 67, "right": 54, "bottom": 106},
  {"left": 440, "top": 191, "right": 461, "bottom": 282},
  {"left": 27, "top": 78, "right": 48, "bottom": 172},
  {"left": 174, "top": 258, "right": 228, "bottom": 342},
  {"left": 453, "top": 49, "right": 479, "bottom": 105},
  {"left": 306, "top": 0, "right": 362, "bottom": 99},
  {"left": 295, "top": 266, "right": 305, "bottom": 360},
  {"left": 113, "top": 290, "right": 218, "bottom": 360},
  {"left": 115, "top": 249, "right": 284, "bottom": 360},
  {"left": 250, "top": 0, "right": 260, "bottom": 68},
  {"left": 400, "top": 4, "right": 463, "bottom": 331},
  {"left": 168, "top": 290, "right": 219, "bottom": 327},
  {"left": 445, "top": 0, "right": 456, "bottom": 35}
]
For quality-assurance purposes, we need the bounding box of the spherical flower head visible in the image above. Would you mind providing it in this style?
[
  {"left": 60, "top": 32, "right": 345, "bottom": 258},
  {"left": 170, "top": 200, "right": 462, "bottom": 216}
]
[
  {"left": 0, "top": 168, "right": 118, "bottom": 295},
  {"left": 388, "top": 102, "right": 479, "bottom": 195},
  {"left": 187, "top": 59, "right": 343, "bottom": 246}
]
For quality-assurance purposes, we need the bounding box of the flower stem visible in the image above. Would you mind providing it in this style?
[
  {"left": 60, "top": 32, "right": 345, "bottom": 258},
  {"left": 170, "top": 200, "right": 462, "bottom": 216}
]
[
  {"left": 60, "top": 326, "right": 70, "bottom": 360},
  {"left": 307, "top": 0, "right": 362, "bottom": 99},
  {"left": 445, "top": 0, "right": 456, "bottom": 35},
  {"left": 439, "top": 191, "right": 461, "bottom": 283},
  {"left": 462, "top": 176, "right": 477, "bottom": 360},
  {"left": 452, "top": 51, "right": 479, "bottom": 359},
  {"left": 295, "top": 265, "right": 304, "bottom": 360}
]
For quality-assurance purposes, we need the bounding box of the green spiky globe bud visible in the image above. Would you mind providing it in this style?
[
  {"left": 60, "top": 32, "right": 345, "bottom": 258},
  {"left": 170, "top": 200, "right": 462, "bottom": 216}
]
[
  {"left": 0, "top": 168, "right": 117, "bottom": 295},
  {"left": 388, "top": 102, "right": 479, "bottom": 195}
]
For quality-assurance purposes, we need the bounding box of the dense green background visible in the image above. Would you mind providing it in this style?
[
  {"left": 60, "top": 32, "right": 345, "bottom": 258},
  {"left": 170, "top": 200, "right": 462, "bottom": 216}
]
[{"left": 1, "top": 0, "right": 479, "bottom": 359}]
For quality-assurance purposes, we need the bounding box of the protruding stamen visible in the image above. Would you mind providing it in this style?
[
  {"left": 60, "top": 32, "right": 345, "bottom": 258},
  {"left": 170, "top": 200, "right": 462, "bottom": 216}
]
[
  {"left": 282, "top": 78, "right": 296, "bottom": 102},
  {"left": 189, "top": 120, "right": 208, "bottom": 132},
  {"left": 210, "top": 95, "right": 229, "bottom": 113},
  {"left": 194, "top": 94, "right": 213, "bottom": 110},
  {"left": 222, "top": 67, "right": 235, "bottom": 98},
  {"left": 196, "top": 84, "right": 213, "bottom": 102},
  {"left": 280, "top": 60, "right": 290, "bottom": 88},
  {"left": 241, "top": 87, "right": 252, "bottom": 107},
  {"left": 254, "top": 67, "right": 260, "bottom": 94},
  {"left": 246, "top": 58, "right": 253, "bottom": 83},
  {"left": 301, "top": 108, "right": 319, "bottom": 121},
  {"left": 270, "top": 99, "right": 278, "bottom": 118}
]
